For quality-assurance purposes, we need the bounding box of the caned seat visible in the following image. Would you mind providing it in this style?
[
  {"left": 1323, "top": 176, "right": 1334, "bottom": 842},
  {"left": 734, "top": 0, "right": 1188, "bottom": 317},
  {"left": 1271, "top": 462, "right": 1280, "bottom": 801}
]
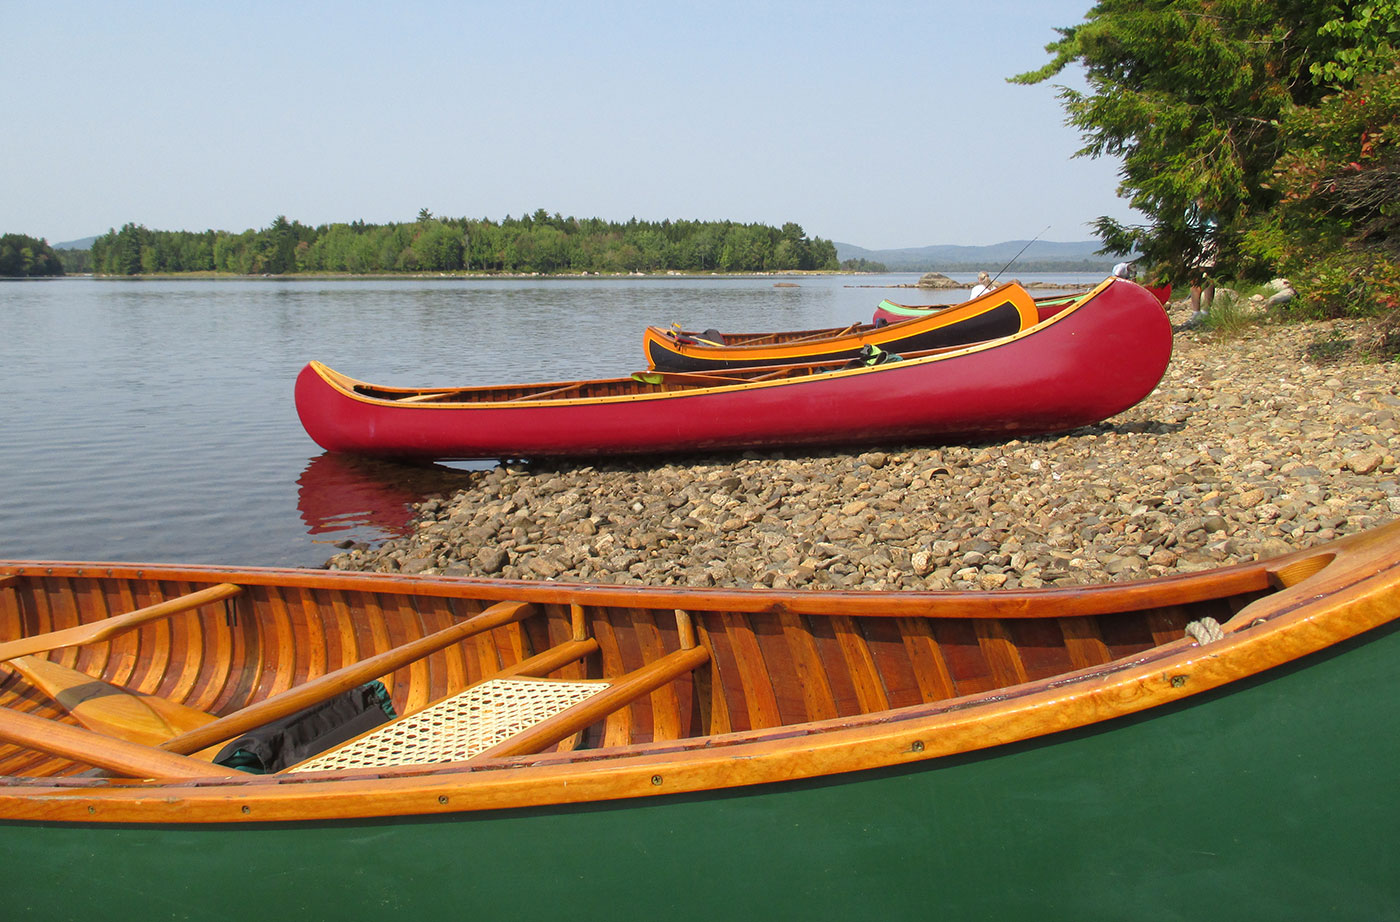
[{"left": 289, "top": 677, "right": 611, "bottom": 772}]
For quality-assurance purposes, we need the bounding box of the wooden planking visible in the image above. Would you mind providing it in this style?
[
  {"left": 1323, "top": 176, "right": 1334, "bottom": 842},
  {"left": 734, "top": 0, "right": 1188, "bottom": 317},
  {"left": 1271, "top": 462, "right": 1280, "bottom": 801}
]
[
  {"left": 464, "top": 599, "right": 507, "bottom": 688},
  {"left": 1058, "top": 616, "right": 1112, "bottom": 670},
  {"left": 718, "top": 611, "right": 782, "bottom": 731},
  {"left": 262, "top": 585, "right": 304, "bottom": 699},
  {"left": 1097, "top": 610, "right": 1160, "bottom": 661},
  {"left": 630, "top": 608, "right": 682, "bottom": 743},
  {"left": 376, "top": 593, "right": 422, "bottom": 710},
  {"left": 328, "top": 589, "right": 365, "bottom": 680},
  {"left": 691, "top": 613, "right": 732, "bottom": 736},
  {"left": 857, "top": 617, "right": 924, "bottom": 711},
  {"left": 1146, "top": 605, "right": 1192, "bottom": 647},
  {"left": 208, "top": 585, "right": 267, "bottom": 716},
  {"left": 127, "top": 581, "right": 179, "bottom": 698},
  {"left": 829, "top": 616, "right": 889, "bottom": 714},
  {"left": 102, "top": 580, "right": 151, "bottom": 689},
  {"left": 804, "top": 615, "right": 863, "bottom": 716},
  {"left": 180, "top": 588, "right": 237, "bottom": 715},
  {"left": 67, "top": 579, "right": 114, "bottom": 684},
  {"left": 777, "top": 611, "right": 839, "bottom": 722},
  {"left": 603, "top": 607, "right": 652, "bottom": 747},
  {"left": 897, "top": 618, "right": 958, "bottom": 703},
  {"left": 412, "top": 595, "right": 462, "bottom": 703},
  {"left": 974, "top": 620, "right": 1030, "bottom": 689},
  {"left": 347, "top": 590, "right": 393, "bottom": 709},
  {"left": 589, "top": 609, "right": 633, "bottom": 748},
  {"left": 1005, "top": 618, "right": 1077, "bottom": 682},
  {"left": 395, "top": 595, "right": 435, "bottom": 714},
  {"left": 290, "top": 586, "right": 330, "bottom": 689},
  {"left": 154, "top": 582, "right": 207, "bottom": 706},
  {"left": 748, "top": 611, "right": 812, "bottom": 725},
  {"left": 931, "top": 620, "right": 997, "bottom": 696},
  {"left": 28, "top": 578, "right": 76, "bottom": 672}
]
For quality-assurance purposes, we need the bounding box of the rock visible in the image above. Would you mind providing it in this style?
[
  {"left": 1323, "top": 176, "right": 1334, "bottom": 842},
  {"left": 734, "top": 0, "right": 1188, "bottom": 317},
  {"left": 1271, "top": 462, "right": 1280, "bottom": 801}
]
[
  {"left": 915, "top": 272, "right": 960, "bottom": 289},
  {"left": 474, "top": 547, "right": 508, "bottom": 574}
]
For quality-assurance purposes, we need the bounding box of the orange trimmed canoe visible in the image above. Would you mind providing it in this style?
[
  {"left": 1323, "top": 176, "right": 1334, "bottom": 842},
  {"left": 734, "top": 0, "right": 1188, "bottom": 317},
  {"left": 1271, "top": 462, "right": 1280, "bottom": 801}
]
[
  {"left": 645, "top": 282, "right": 1042, "bottom": 371},
  {"left": 4, "top": 520, "right": 1400, "bottom": 917}
]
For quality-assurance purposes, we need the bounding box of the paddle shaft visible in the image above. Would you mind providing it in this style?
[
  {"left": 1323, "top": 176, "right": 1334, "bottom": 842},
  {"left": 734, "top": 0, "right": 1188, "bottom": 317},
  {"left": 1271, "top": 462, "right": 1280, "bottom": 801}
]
[
  {"left": 991, "top": 225, "right": 1051, "bottom": 284},
  {"left": 0, "top": 582, "right": 243, "bottom": 662},
  {"left": 160, "top": 600, "right": 537, "bottom": 755},
  {"left": 0, "top": 705, "right": 242, "bottom": 778}
]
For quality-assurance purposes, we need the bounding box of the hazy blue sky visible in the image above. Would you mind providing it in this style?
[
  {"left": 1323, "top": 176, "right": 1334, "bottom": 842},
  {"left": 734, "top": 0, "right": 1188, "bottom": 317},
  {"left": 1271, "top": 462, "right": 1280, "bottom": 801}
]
[{"left": 3, "top": 1, "right": 1136, "bottom": 249}]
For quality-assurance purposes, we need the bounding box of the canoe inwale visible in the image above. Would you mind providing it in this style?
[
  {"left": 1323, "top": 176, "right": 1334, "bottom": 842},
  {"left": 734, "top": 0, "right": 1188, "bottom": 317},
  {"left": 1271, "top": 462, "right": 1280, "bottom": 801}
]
[{"left": 2, "top": 517, "right": 1397, "bottom": 825}]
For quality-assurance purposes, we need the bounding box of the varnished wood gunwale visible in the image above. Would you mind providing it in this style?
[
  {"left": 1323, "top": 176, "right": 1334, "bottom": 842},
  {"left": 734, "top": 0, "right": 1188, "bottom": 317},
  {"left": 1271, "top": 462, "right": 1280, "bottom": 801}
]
[
  {"left": 0, "top": 521, "right": 1395, "bottom": 824},
  {"left": 0, "top": 557, "right": 1278, "bottom": 619}
]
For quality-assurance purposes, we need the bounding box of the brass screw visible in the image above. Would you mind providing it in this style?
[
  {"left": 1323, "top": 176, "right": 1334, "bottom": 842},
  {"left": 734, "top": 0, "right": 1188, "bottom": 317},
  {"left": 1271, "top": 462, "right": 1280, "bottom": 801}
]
[
  {"left": 911, "top": 740, "right": 925, "bottom": 752},
  {"left": 1171, "top": 675, "right": 1188, "bottom": 688},
  {"left": 651, "top": 775, "right": 663, "bottom": 786},
  {"left": 438, "top": 795, "right": 449, "bottom": 805}
]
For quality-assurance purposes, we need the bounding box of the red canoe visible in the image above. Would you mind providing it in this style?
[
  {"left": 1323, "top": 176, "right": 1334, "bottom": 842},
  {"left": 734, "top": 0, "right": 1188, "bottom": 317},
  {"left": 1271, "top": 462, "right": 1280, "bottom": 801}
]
[{"left": 295, "top": 278, "right": 1172, "bottom": 461}]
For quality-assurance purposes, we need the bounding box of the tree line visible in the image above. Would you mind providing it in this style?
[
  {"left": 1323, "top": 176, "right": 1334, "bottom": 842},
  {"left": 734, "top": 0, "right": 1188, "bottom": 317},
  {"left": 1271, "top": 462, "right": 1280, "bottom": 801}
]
[
  {"left": 85, "top": 210, "right": 840, "bottom": 276},
  {"left": 1016, "top": 0, "right": 1400, "bottom": 320},
  {"left": 0, "top": 234, "right": 64, "bottom": 277}
]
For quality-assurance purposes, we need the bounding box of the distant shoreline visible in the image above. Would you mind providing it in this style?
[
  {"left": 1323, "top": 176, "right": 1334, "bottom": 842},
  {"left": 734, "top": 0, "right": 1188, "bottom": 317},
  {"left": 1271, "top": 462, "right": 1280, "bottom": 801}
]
[{"left": 57, "top": 269, "right": 1107, "bottom": 288}]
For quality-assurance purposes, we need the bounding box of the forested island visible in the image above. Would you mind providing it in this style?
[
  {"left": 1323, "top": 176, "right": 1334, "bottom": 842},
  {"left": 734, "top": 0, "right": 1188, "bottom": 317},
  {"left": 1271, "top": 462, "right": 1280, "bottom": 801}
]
[
  {"left": 82, "top": 211, "right": 841, "bottom": 276},
  {"left": 0, "top": 234, "right": 64, "bottom": 277}
]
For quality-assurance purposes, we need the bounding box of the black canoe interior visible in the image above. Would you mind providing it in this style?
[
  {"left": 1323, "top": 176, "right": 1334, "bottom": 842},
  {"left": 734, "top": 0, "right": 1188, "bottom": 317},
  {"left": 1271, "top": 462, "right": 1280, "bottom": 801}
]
[{"left": 0, "top": 572, "right": 1274, "bottom": 778}]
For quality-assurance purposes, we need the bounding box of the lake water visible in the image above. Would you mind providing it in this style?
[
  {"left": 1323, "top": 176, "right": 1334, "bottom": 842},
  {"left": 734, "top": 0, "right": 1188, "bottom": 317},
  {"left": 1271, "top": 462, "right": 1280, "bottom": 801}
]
[{"left": 0, "top": 272, "right": 1105, "bottom": 568}]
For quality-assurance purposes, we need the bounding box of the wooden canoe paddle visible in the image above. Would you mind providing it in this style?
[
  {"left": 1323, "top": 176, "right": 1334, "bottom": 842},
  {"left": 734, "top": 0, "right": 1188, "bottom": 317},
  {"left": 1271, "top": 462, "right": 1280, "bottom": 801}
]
[{"left": 0, "top": 582, "right": 242, "bottom": 662}]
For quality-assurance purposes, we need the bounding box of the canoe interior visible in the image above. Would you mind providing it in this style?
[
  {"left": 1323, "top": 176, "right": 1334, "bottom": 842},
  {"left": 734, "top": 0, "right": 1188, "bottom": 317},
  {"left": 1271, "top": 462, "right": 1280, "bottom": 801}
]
[
  {"left": 0, "top": 568, "right": 1275, "bottom": 779},
  {"left": 346, "top": 350, "right": 906, "bottom": 405}
]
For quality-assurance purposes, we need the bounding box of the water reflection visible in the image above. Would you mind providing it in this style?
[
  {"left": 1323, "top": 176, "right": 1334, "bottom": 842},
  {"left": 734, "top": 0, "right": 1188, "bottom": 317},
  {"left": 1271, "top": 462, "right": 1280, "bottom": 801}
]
[{"left": 296, "top": 453, "right": 478, "bottom": 541}]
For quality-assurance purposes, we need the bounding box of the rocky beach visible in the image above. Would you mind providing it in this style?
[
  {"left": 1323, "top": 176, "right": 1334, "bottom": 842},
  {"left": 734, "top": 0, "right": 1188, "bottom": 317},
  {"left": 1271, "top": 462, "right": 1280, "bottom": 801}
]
[{"left": 327, "top": 298, "right": 1400, "bottom": 590}]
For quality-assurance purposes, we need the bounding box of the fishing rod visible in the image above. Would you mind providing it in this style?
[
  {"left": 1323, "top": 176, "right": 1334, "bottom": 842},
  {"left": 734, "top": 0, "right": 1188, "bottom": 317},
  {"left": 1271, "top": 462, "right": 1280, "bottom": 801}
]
[{"left": 990, "top": 225, "right": 1051, "bottom": 283}]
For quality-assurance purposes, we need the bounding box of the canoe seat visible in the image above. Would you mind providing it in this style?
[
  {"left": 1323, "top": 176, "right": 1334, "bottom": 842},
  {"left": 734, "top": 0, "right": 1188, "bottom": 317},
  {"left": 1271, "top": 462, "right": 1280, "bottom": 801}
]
[
  {"left": 287, "top": 677, "right": 611, "bottom": 772},
  {"left": 286, "top": 636, "right": 711, "bottom": 773}
]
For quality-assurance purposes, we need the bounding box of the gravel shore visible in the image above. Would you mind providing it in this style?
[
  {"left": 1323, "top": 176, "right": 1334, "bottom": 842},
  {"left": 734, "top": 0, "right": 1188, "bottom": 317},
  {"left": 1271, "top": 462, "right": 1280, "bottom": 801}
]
[{"left": 327, "top": 299, "right": 1400, "bottom": 590}]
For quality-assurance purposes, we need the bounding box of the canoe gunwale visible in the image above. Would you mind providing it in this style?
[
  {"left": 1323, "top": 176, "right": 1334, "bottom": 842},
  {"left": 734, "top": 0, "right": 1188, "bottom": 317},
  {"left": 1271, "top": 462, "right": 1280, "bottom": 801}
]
[
  {"left": 1, "top": 521, "right": 1394, "bottom": 823},
  {"left": 0, "top": 554, "right": 1274, "bottom": 619}
]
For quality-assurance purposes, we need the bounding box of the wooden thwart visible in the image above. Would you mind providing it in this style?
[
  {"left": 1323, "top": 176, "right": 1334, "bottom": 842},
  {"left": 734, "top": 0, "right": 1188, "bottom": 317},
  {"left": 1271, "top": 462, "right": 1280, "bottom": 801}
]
[
  {"left": 0, "top": 582, "right": 243, "bottom": 662},
  {"left": 288, "top": 610, "right": 708, "bottom": 772},
  {"left": 470, "top": 643, "right": 711, "bottom": 763}
]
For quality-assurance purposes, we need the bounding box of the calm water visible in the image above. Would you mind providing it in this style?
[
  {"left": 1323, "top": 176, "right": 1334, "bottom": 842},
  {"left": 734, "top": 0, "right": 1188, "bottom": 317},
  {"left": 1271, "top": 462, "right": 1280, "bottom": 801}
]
[{"left": 0, "top": 272, "right": 1104, "bottom": 567}]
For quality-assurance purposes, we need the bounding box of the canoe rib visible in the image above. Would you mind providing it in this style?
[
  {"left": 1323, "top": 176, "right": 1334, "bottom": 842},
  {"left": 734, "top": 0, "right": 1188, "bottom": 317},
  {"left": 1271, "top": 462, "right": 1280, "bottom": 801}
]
[{"left": 161, "top": 600, "right": 539, "bottom": 757}]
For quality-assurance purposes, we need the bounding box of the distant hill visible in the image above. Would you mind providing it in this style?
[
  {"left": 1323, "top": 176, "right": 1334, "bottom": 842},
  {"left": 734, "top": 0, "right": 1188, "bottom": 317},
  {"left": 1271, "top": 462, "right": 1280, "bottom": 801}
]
[
  {"left": 835, "top": 239, "right": 1117, "bottom": 272},
  {"left": 53, "top": 235, "right": 98, "bottom": 250}
]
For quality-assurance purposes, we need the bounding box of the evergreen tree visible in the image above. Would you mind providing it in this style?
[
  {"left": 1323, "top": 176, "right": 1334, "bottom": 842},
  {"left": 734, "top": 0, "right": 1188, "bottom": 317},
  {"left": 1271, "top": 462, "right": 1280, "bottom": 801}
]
[{"left": 1016, "top": 0, "right": 1400, "bottom": 302}]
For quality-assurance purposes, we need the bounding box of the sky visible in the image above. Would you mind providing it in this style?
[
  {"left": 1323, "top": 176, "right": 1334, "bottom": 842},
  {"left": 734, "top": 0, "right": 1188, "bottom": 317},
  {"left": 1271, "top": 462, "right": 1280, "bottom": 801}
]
[{"left": 2, "top": 1, "right": 1139, "bottom": 250}]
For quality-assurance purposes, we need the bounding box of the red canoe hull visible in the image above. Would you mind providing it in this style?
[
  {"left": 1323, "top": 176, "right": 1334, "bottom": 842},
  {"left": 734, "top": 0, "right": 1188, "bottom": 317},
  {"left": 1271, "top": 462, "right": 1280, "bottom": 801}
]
[{"left": 295, "top": 279, "right": 1172, "bottom": 460}]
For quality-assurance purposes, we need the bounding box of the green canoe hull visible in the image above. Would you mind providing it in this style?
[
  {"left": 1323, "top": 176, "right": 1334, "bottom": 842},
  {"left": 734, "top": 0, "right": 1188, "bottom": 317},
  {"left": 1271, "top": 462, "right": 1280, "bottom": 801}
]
[{"left": 6, "top": 622, "right": 1398, "bottom": 922}]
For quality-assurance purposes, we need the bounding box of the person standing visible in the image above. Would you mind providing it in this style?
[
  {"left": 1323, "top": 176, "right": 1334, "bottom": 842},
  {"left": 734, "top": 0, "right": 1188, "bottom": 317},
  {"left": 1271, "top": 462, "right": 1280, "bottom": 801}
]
[
  {"left": 967, "top": 271, "right": 993, "bottom": 300},
  {"left": 1187, "top": 237, "right": 1217, "bottom": 324}
]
